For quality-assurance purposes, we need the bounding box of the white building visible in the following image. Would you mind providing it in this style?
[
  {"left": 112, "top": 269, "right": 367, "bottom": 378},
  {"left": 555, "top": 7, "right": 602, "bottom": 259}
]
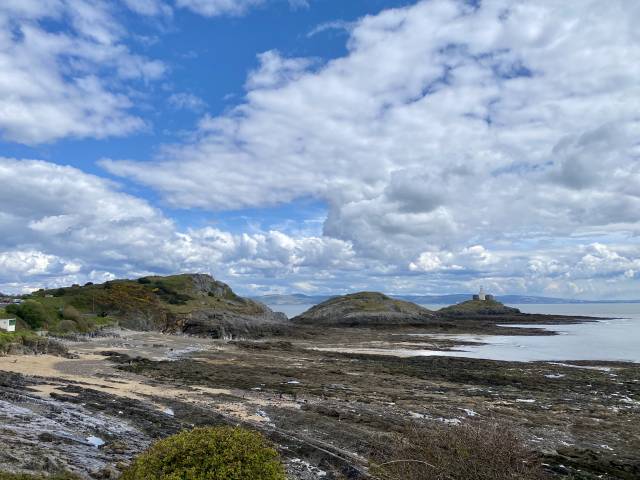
[
  {"left": 478, "top": 286, "right": 486, "bottom": 301},
  {"left": 0, "top": 318, "right": 16, "bottom": 332},
  {"left": 473, "top": 286, "right": 493, "bottom": 301}
]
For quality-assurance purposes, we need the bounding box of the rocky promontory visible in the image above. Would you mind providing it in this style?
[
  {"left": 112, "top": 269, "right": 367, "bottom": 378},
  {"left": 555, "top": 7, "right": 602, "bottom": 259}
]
[
  {"left": 292, "top": 292, "right": 435, "bottom": 327},
  {"left": 161, "top": 274, "right": 288, "bottom": 338},
  {"left": 29, "top": 274, "right": 288, "bottom": 339},
  {"left": 438, "top": 298, "right": 521, "bottom": 317}
]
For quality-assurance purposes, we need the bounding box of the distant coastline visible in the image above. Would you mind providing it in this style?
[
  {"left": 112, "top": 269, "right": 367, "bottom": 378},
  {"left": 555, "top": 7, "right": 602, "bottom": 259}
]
[{"left": 253, "top": 293, "right": 640, "bottom": 306}]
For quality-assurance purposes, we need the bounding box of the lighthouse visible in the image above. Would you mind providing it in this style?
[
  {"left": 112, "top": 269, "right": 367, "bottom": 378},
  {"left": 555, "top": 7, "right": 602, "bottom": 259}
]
[{"left": 472, "top": 286, "right": 492, "bottom": 301}]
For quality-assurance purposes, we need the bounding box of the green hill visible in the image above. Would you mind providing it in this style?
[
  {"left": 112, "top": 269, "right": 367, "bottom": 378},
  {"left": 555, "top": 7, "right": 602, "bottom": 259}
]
[
  {"left": 439, "top": 299, "right": 520, "bottom": 317},
  {"left": 292, "top": 291, "right": 435, "bottom": 327},
  {"left": 25, "top": 274, "right": 286, "bottom": 337}
]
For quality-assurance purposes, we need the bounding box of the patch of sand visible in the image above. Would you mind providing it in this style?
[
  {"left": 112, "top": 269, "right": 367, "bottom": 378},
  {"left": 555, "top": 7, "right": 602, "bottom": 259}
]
[
  {"left": 0, "top": 332, "right": 308, "bottom": 427},
  {"left": 194, "top": 386, "right": 233, "bottom": 396},
  {"left": 0, "top": 353, "right": 231, "bottom": 406},
  {"left": 215, "top": 403, "right": 271, "bottom": 423},
  {"left": 28, "top": 384, "right": 79, "bottom": 398},
  {"left": 0, "top": 351, "right": 302, "bottom": 428}
]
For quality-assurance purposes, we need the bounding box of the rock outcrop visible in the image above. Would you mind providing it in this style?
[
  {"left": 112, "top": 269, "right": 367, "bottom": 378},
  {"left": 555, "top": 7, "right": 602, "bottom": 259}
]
[
  {"left": 292, "top": 292, "right": 435, "bottom": 327},
  {"left": 143, "top": 274, "right": 289, "bottom": 338},
  {"left": 438, "top": 299, "right": 521, "bottom": 317},
  {"left": 0, "top": 334, "right": 69, "bottom": 357}
]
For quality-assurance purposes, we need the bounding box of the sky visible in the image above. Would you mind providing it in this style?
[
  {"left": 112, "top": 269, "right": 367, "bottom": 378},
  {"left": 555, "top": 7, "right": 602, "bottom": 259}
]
[{"left": 0, "top": 0, "right": 639, "bottom": 299}]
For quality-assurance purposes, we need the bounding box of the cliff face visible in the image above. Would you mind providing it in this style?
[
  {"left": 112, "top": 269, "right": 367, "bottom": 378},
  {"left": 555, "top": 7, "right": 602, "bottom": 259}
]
[
  {"left": 292, "top": 292, "right": 435, "bottom": 327},
  {"left": 129, "top": 274, "right": 289, "bottom": 338},
  {"left": 159, "top": 274, "right": 288, "bottom": 338}
]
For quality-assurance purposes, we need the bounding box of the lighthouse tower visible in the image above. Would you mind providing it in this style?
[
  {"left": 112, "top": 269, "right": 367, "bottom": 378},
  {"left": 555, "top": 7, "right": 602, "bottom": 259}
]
[{"left": 478, "top": 286, "right": 486, "bottom": 301}]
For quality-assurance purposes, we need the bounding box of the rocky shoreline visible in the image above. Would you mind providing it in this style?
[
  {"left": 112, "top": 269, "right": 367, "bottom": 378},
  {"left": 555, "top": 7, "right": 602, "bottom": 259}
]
[{"left": 0, "top": 323, "right": 637, "bottom": 479}]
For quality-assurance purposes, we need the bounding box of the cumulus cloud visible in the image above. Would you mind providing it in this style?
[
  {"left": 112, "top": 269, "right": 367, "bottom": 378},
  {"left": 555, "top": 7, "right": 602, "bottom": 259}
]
[
  {"left": 0, "top": 0, "right": 165, "bottom": 144},
  {"left": 0, "top": 158, "right": 356, "bottom": 293},
  {"left": 100, "top": 0, "right": 640, "bottom": 297},
  {"left": 3, "top": 0, "right": 639, "bottom": 298},
  {"left": 246, "top": 51, "right": 316, "bottom": 90}
]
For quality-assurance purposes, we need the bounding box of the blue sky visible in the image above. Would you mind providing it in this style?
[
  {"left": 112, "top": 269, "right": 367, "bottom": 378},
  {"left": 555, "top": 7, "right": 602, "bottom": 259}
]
[
  {"left": 0, "top": 0, "right": 639, "bottom": 298},
  {"left": 0, "top": 0, "right": 413, "bottom": 232}
]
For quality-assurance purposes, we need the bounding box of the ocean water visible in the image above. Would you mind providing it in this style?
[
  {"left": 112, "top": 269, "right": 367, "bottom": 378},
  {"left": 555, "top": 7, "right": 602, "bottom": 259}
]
[
  {"left": 427, "top": 303, "right": 640, "bottom": 362},
  {"left": 274, "top": 304, "right": 316, "bottom": 318},
  {"left": 270, "top": 302, "right": 640, "bottom": 363}
]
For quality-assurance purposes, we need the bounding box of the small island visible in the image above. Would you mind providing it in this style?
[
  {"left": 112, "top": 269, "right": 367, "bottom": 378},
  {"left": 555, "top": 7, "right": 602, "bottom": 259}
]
[
  {"left": 439, "top": 287, "right": 521, "bottom": 316},
  {"left": 291, "top": 291, "right": 435, "bottom": 326}
]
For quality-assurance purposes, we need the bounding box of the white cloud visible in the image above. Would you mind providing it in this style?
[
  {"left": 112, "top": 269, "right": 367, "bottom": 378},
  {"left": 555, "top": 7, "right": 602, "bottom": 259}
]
[
  {"left": 0, "top": 250, "right": 57, "bottom": 277},
  {"left": 100, "top": 0, "right": 640, "bottom": 298},
  {"left": 0, "top": 0, "right": 165, "bottom": 144},
  {"left": 174, "top": 0, "right": 310, "bottom": 17},
  {"left": 288, "top": 0, "right": 309, "bottom": 9},
  {"left": 2, "top": 0, "right": 639, "bottom": 299},
  {"left": 246, "top": 51, "right": 316, "bottom": 90},
  {"left": 408, "top": 245, "right": 496, "bottom": 273},
  {"left": 175, "top": 0, "right": 264, "bottom": 17},
  {"left": 307, "top": 20, "right": 352, "bottom": 38},
  {"left": 122, "top": 0, "right": 172, "bottom": 16},
  {"left": 168, "top": 92, "right": 206, "bottom": 111},
  {"left": 0, "top": 157, "right": 357, "bottom": 292}
]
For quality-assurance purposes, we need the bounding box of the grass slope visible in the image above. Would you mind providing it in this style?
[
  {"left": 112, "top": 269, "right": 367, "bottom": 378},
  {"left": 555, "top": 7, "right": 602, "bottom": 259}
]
[
  {"left": 439, "top": 299, "right": 520, "bottom": 316},
  {"left": 24, "top": 274, "right": 265, "bottom": 333},
  {"left": 303, "top": 292, "right": 430, "bottom": 315}
]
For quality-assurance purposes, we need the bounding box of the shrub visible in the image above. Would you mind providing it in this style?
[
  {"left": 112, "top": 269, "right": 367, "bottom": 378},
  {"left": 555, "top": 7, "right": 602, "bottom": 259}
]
[
  {"left": 153, "top": 281, "right": 192, "bottom": 305},
  {"left": 53, "top": 288, "right": 67, "bottom": 297},
  {"left": 371, "top": 421, "right": 542, "bottom": 480},
  {"left": 15, "top": 300, "right": 49, "bottom": 329},
  {"left": 57, "top": 319, "right": 78, "bottom": 333},
  {"left": 62, "top": 305, "right": 81, "bottom": 322},
  {"left": 75, "top": 317, "right": 91, "bottom": 332},
  {"left": 121, "top": 426, "right": 286, "bottom": 480}
]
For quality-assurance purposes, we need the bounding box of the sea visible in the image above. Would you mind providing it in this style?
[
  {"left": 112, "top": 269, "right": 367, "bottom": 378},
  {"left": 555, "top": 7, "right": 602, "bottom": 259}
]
[{"left": 271, "top": 303, "right": 640, "bottom": 363}]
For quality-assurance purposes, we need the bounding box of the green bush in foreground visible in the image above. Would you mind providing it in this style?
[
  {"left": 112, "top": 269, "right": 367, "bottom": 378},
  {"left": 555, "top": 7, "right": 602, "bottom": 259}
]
[{"left": 121, "top": 426, "right": 287, "bottom": 480}]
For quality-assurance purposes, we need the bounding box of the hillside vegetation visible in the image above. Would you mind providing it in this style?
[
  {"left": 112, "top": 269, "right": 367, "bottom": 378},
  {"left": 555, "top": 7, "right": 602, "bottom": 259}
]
[
  {"left": 0, "top": 304, "right": 69, "bottom": 356},
  {"left": 22, "top": 274, "right": 286, "bottom": 337},
  {"left": 439, "top": 299, "right": 521, "bottom": 317},
  {"left": 292, "top": 292, "right": 435, "bottom": 326}
]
